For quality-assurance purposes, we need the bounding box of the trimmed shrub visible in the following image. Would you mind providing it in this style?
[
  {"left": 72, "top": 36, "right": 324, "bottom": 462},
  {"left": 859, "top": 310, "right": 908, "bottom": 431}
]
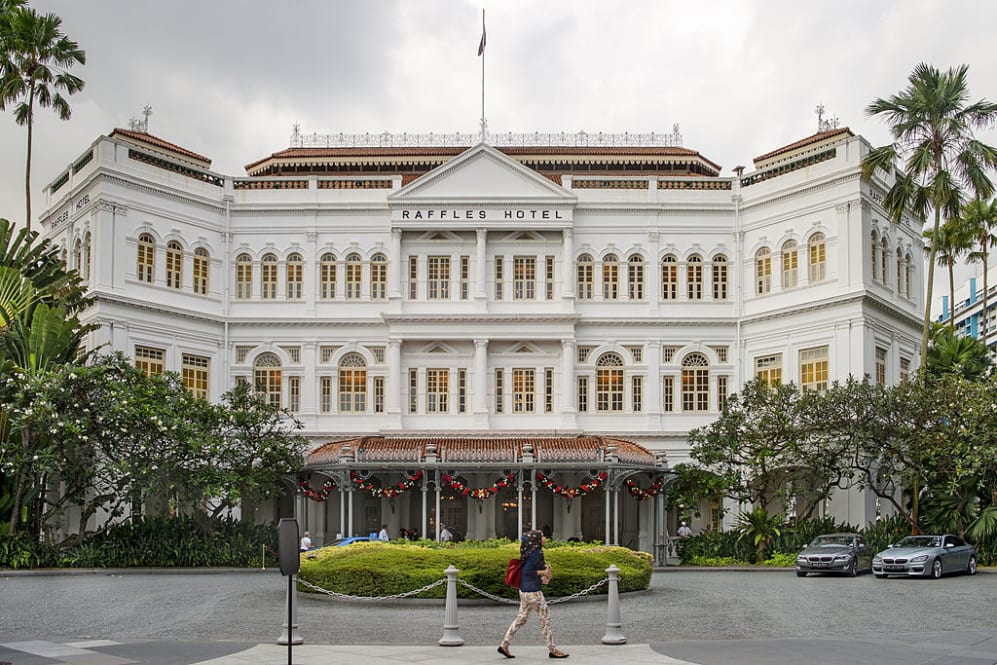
[{"left": 298, "top": 540, "right": 651, "bottom": 599}]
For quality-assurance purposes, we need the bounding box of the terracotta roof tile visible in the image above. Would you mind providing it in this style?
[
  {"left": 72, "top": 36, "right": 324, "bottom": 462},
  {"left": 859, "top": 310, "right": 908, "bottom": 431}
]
[
  {"left": 753, "top": 127, "right": 853, "bottom": 165},
  {"left": 109, "top": 128, "right": 212, "bottom": 166}
]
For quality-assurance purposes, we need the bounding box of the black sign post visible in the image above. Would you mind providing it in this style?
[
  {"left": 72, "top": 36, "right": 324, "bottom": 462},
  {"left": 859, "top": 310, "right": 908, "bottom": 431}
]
[{"left": 277, "top": 518, "right": 300, "bottom": 665}]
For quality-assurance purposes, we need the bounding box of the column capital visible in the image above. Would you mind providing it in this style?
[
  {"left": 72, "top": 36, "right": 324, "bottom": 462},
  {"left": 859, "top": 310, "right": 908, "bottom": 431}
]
[{"left": 474, "top": 338, "right": 489, "bottom": 349}]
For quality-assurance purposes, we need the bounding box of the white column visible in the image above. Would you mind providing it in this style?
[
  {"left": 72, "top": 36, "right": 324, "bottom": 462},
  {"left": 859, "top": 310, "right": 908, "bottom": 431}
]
[
  {"left": 390, "top": 229, "right": 402, "bottom": 299},
  {"left": 473, "top": 338, "right": 488, "bottom": 416},
  {"left": 301, "top": 342, "right": 318, "bottom": 415},
  {"left": 647, "top": 341, "right": 662, "bottom": 415},
  {"left": 561, "top": 339, "right": 576, "bottom": 414},
  {"left": 386, "top": 340, "right": 401, "bottom": 416},
  {"left": 475, "top": 228, "right": 487, "bottom": 300},
  {"left": 562, "top": 228, "right": 574, "bottom": 299}
]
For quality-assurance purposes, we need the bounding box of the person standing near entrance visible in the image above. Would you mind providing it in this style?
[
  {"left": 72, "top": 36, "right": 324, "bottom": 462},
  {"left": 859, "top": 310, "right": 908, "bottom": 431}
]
[
  {"left": 498, "top": 530, "right": 569, "bottom": 659},
  {"left": 378, "top": 524, "right": 390, "bottom": 541},
  {"left": 440, "top": 524, "right": 453, "bottom": 542}
]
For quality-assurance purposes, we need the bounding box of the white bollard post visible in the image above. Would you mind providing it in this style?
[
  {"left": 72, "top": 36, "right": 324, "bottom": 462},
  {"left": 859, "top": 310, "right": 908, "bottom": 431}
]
[
  {"left": 277, "top": 575, "right": 304, "bottom": 645},
  {"left": 601, "top": 564, "right": 627, "bottom": 644},
  {"left": 438, "top": 564, "right": 464, "bottom": 646}
]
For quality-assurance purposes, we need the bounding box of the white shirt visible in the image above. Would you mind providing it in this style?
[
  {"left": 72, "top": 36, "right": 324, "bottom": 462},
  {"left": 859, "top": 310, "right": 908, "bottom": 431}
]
[
  {"left": 440, "top": 528, "right": 453, "bottom": 542},
  {"left": 378, "top": 528, "right": 390, "bottom": 542},
  {"left": 299, "top": 535, "right": 312, "bottom": 551}
]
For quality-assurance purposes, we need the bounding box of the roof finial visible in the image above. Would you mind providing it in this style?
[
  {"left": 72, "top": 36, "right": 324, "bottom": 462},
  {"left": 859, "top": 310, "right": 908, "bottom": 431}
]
[
  {"left": 815, "top": 103, "right": 839, "bottom": 132},
  {"left": 128, "top": 104, "right": 153, "bottom": 133}
]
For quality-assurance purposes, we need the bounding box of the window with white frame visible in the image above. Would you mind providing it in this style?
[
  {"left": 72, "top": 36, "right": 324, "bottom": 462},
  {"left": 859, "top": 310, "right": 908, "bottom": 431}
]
[
  {"left": 321, "top": 253, "right": 337, "bottom": 299},
  {"left": 193, "top": 248, "right": 209, "bottom": 295},
  {"left": 458, "top": 368, "right": 467, "bottom": 413},
  {"left": 371, "top": 253, "right": 387, "bottom": 301},
  {"left": 428, "top": 256, "right": 450, "bottom": 299},
  {"left": 460, "top": 256, "right": 470, "bottom": 300},
  {"left": 288, "top": 376, "right": 301, "bottom": 413},
  {"left": 628, "top": 255, "right": 644, "bottom": 300},
  {"left": 137, "top": 233, "right": 155, "bottom": 283},
  {"left": 687, "top": 255, "right": 703, "bottom": 300},
  {"left": 544, "top": 367, "right": 554, "bottom": 412},
  {"left": 602, "top": 254, "right": 619, "bottom": 300},
  {"left": 346, "top": 253, "right": 362, "bottom": 300},
  {"left": 427, "top": 368, "right": 449, "bottom": 413},
  {"left": 338, "top": 352, "right": 367, "bottom": 412},
  {"left": 576, "top": 254, "right": 594, "bottom": 300},
  {"left": 513, "top": 256, "right": 536, "bottom": 300},
  {"left": 408, "top": 256, "right": 418, "bottom": 300},
  {"left": 661, "top": 255, "right": 678, "bottom": 300},
  {"left": 166, "top": 241, "right": 183, "bottom": 289},
  {"left": 717, "top": 375, "right": 728, "bottom": 411},
  {"left": 681, "top": 353, "right": 710, "bottom": 412},
  {"left": 876, "top": 347, "right": 887, "bottom": 385},
  {"left": 286, "top": 253, "right": 303, "bottom": 300},
  {"left": 662, "top": 376, "right": 674, "bottom": 412},
  {"left": 254, "top": 352, "right": 282, "bottom": 407},
  {"left": 754, "top": 354, "right": 782, "bottom": 387},
  {"left": 755, "top": 247, "right": 771, "bottom": 295},
  {"left": 373, "top": 376, "right": 385, "bottom": 413},
  {"left": 880, "top": 238, "right": 889, "bottom": 286},
  {"left": 871, "top": 230, "right": 881, "bottom": 282},
  {"left": 408, "top": 369, "right": 418, "bottom": 413},
  {"left": 494, "top": 255, "right": 504, "bottom": 300},
  {"left": 808, "top": 233, "right": 826, "bottom": 283},
  {"left": 904, "top": 253, "right": 913, "bottom": 298},
  {"left": 632, "top": 376, "right": 643, "bottom": 412},
  {"left": 513, "top": 368, "right": 535, "bottom": 413},
  {"left": 712, "top": 254, "right": 728, "bottom": 300},
  {"left": 577, "top": 376, "right": 588, "bottom": 412},
  {"left": 545, "top": 256, "right": 555, "bottom": 300},
  {"left": 596, "top": 352, "right": 624, "bottom": 412},
  {"left": 896, "top": 249, "right": 905, "bottom": 297},
  {"left": 781, "top": 240, "right": 798, "bottom": 289},
  {"left": 494, "top": 368, "right": 505, "bottom": 413},
  {"left": 260, "top": 253, "right": 278, "bottom": 300},
  {"left": 135, "top": 345, "right": 164, "bottom": 377},
  {"left": 82, "top": 232, "right": 92, "bottom": 281},
  {"left": 182, "top": 354, "right": 209, "bottom": 399},
  {"left": 320, "top": 376, "right": 333, "bottom": 413},
  {"left": 799, "top": 346, "right": 829, "bottom": 392}
]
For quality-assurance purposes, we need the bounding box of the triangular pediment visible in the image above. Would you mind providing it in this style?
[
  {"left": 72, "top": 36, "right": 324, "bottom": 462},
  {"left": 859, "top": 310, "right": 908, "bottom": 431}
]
[{"left": 388, "top": 143, "right": 576, "bottom": 203}]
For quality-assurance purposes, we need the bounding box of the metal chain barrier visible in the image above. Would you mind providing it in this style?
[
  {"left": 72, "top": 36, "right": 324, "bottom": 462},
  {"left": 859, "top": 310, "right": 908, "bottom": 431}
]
[
  {"left": 547, "top": 576, "right": 609, "bottom": 604},
  {"left": 297, "top": 576, "right": 446, "bottom": 601},
  {"left": 455, "top": 579, "right": 519, "bottom": 604}
]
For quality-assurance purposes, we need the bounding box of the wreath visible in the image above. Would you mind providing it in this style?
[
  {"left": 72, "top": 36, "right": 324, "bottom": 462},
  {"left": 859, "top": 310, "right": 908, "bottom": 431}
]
[
  {"left": 350, "top": 470, "right": 423, "bottom": 498},
  {"left": 440, "top": 473, "right": 516, "bottom": 500},
  {"left": 624, "top": 475, "right": 666, "bottom": 501},
  {"left": 535, "top": 471, "right": 606, "bottom": 498},
  {"left": 299, "top": 477, "right": 336, "bottom": 502}
]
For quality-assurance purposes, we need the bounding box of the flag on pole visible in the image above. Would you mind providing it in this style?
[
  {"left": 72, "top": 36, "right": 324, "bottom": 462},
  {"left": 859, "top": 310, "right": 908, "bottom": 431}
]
[{"left": 478, "top": 11, "right": 486, "bottom": 56}]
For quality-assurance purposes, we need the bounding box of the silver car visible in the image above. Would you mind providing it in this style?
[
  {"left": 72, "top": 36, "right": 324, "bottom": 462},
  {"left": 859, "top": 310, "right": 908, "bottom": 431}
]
[
  {"left": 872, "top": 534, "right": 978, "bottom": 579},
  {"left": 795, "top": 533, "right": 872, "bottom": 577}
]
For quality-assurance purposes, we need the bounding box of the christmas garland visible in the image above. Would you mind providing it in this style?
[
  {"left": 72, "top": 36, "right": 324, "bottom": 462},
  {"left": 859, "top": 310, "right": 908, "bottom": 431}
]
[
  {"left": 299, "top": 477, "right": 336, "bottom": 502},
  {"left": 350, "top": 470, "right": 423, "bottom": 498},
  {"left": 535, "top": 471, "right": 606, "bottom": 498},
  {"left": 624, "top": 475, "right": 666, "bottom": 501},
  {"left": 440, "top": 473, "right": 516, "bottom": 500}
]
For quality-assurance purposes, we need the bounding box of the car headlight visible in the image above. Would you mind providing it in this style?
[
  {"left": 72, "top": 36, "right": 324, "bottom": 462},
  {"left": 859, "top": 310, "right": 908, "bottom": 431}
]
[
  {"left": 873, "top": 556, "right": 882, "bottom": 563},
  {"left": 833, "top": 555, "right": 850, "bottom": 561},
  {"left": 796, "top": 556, "right": 806, "bottom": 562},
  {"left": 910, "top": 555, "right": 928, "bottom": 563}
]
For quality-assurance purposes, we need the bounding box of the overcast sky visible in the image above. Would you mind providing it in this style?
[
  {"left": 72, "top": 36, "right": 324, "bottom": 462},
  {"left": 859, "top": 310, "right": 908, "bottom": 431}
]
[{"left": 2, "top": 0, "right": 995, "bottom": 304}]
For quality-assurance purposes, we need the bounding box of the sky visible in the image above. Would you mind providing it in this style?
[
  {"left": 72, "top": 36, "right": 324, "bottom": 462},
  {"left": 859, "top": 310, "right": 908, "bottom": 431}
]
[{"left": 2, "top": 0, "right": 995, "bottom": 306}]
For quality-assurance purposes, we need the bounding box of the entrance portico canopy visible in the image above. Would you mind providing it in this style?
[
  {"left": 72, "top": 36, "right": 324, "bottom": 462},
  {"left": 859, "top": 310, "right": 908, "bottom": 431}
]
[{"left": 297, "top": 435, "right": 674, "bottom": 559}]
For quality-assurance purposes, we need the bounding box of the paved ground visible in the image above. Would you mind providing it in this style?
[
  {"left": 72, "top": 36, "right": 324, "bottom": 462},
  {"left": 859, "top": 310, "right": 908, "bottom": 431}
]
[{"left": 2, "top": 568, "right": 996, "bottom": 664}]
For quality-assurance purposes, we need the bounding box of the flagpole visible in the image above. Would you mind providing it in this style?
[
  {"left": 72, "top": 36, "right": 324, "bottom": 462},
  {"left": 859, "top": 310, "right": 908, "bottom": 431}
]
[{"left": 480, "top": 9, "right": 486, "bottom": 142}]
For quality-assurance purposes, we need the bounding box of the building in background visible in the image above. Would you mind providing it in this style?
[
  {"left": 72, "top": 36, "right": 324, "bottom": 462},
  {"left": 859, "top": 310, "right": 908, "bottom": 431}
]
[
  {"left": 39, "top": 125, "right": 923, "bottom": 560},
  {"left": 936, "top": 264, "right": 997, "bottom": 358}
]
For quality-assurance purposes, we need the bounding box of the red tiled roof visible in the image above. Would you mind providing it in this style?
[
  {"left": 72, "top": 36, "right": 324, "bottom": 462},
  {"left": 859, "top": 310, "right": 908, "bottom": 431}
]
[
  {"left": 304, "top": 436, "right": 656, "bottom": 466},
  {"left": 753, "top": 127, "right": 853, "bottom": 164},
  {"left": 109, "top": 128, "right": 212, "bottom": 166}
]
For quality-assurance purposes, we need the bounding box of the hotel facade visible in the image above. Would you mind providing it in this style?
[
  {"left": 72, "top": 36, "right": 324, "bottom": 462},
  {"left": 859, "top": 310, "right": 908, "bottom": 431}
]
[{"left": 40, "top": 126, "right": 923, "bottom": 561}]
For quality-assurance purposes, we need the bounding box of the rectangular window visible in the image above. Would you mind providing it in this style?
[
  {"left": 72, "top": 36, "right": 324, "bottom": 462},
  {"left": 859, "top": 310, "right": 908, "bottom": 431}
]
[
  {"left": 408, "top": 256, "right": 418, "bottom": 300},
  {"left": 718, "top": 375, "right": 728, "bottom": 411},
  {"left": 662, "top": 376, "right": 674, "bottom": 412},
  {"left": 427, "top": 256, "right": 451, "bottom": 300},
  {"left": 460, "top": 256, "right": 470, "bottom": 300},
  {"left": 809, "top": 240, "right": 826, "bottom": 282},
  {"left": 513, "top": 256, "right": 536, "bottom": 300},
  {"left": 287, "top": 261, "right": 303, "bottom": 300},
  {"left": 366, "top": 346, "right": 385, "bottom": 364},
  {"left": 625, "top": 345, "right": 644, "bottom": 363},
  {"left": 712, "top": 260, "right": 728, "bottom": 300},
  {"left": 494, "top": 255, "right": 504, "bottom": 300},
  {"left": 632, "top": 376, "right": 643, "bottom": 412},
  {"left": 235, "top": 346, "right": 253, "bottom": 364},
  {"left": 577, "top": 376, "right": 588, "bottom": 412},
  {"left": 755, "top": 354, "right": 783, "bottom": 387},
  {"left": 597, "top": 368, "right": 624, "bottom": 412},
  {"left": 577, "top": 259, "right": 594, "bottom": 300},
  {"left": 182, "top": 354, "right": 209, "bottom": 399},
  {"left": 135, "top": 346, "right": 164, "bottom": 377},
  {"left": 687, "top": 260, "right": 703, "bottom": 300},
  {"left": 373, "top": 376, "right": 385, "bottom": 413},
  {"left": 513, "top": 368, "right": 535, "bottom": 413},
  {"left": 235, "top": 376, "right": 249, "bottom": 389},
  {"left": 682, "top": 366, "right": 709, "bottom": 412},
  {"left": 409, "top": 369, "right": 418, "bottom": 413},
  {"left": 545, "top": 256, "right": 555, "bottom": 300},
  {"left": 193, "top": 251, "right": 209, "bottom": 295},
  {"left": 320, "top": 376, "right": 332, "bottom": 413},
  {"left": 782, "top": 248, "right": 798, "bottom": 289},
  {"left": 261, "top": 261, "right": 277, "bottom": 300},
  {"left": 662, "top": 346, "right": 678, "bottom": 363},
  {"left": 900, "top": 357, "right": 910, "bottom": 382},
  {"left": 166, "top": 247, "right": 182, "bottom": 289},
  {"left": 495, "top": 368, "right": 504, "bottom": 413},
  {"left": 319, "top": 346, "right": 340, "bottom": 364},
  {"left": 458, "top": 368, "right": 467, "bottom": 414},
  {"left": 288, "top": 376, "right": 301, "bottom": 413},
  {"left": 370, "top": 258, "right": 386, "bottom": 301},
  {"left": 279, "top": 346, "right": 301, "bottom": 363},
  {"left": 544, "top": 367, "right": 554, "bottom": 413},
  {"left": 427, "top": 368, "right": 449, "bottom": 413},
  {"left": 236, "top": 261, "right": 252, "bottom": 299},
  {"left": 321, "top": 258, "right": 336, "bottom": 300},
  {"left": 799, "top": 346, "right": 829, "bottom": 392},
  {"left": 876, "top": 347, "right": 887, "bottom": 385},
  {"left": 345, "top": 259, "right": 362, "bottom": 300},
  {"left": 338, "top": 367, "right": 366, "bottom": 412},
  {"left": 576, "top": 346, "right": 593, "bottom": 363}
]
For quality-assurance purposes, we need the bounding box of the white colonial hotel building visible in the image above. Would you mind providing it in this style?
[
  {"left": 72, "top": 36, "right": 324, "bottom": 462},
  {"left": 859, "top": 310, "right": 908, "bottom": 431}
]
[{"left": 40, "top": 125, "right": 922, "bottom": 561}]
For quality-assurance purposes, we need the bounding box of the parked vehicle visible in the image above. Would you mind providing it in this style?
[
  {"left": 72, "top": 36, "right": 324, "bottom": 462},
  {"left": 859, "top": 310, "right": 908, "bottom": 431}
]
[
  {"left": 872, "top": 534, "right": 977, "bottom": 579},
  {"left": 324, "top": 536, "right": 378, "bottom": 547},
  {"left": 795, "top": 533, "right": 872, "bottom": 577}
]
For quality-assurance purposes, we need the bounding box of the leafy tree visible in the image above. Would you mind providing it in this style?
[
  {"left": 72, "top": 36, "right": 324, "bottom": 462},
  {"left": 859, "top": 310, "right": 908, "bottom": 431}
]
[
  {"left": 862, "top": 63, "right": 997, "bottom": 370},
  {"left": 923, "top": 218, "right": 972, "bottom": 329},
  {"left": 960, "top": 197, "right": 997, "bottom": 347},
  {"left": 926, "top": 326, "right": 992, "bottom": 380},
  {"left": 0, "top": 6, "right": 85, "bottom": 231},
  {"left": 736, "top": 506, "right": 784, "bottom": 563}
]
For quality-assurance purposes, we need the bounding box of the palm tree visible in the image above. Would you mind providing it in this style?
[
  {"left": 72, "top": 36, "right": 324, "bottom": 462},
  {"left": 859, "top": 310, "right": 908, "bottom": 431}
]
[
  {"left": 925, "top": 326, "right": 992, "bottom": 380},
  {"left": 862, "top": 63, "right": 997, "bottom": 372},
  {"left": 924, "top": 218, "right": 972, "bottom": 329},
  {"left": 0, "top": 7, "right": 85, "bottom": 232},
  {"left": 960, "top": 197, "right": 997, "bottom": 349}
]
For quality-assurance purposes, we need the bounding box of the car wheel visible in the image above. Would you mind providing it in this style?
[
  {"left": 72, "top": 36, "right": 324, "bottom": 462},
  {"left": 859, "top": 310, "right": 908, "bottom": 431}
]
[
  {"left": 931, "top": 558, "right": 943, "bottom": 579},
  {"left": 967, "top": 555, "right": 977, "bottom": 576},
  {"left": 796, "top": 570, "right": 806, "bottom": 577},
  {"left": 846, "top": 559, "right": 857, "bottom": 577}
]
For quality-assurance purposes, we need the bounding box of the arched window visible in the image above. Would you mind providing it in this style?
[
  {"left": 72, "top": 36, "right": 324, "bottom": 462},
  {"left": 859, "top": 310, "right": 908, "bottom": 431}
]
[
  {"left": 73, "top": 237, "right": 83, "bottom": 276},
  {"left": 235, "top": 253, "right": 253, "bottom": 299},
  {"left": 905, "top": 253, "right": 914, "bottom": 299},
  {"left": 346, "top": 253, "right": 362, "bottom": 300},
  {"left": 896, "top": 248, "right": 905, "bottom": 297},
  {"left": 320, "top": 253, "right": 337, "bottom": 300},
  {"left": 137, "top": 233, "right": 155, "bottom": 283},
  {"left": 339, "top": 352, "right": 367, "bottom": 412},
  {"left": 628, "top": 255, "right": 644, "bottom": 300},
  {"left": 880, "top": 238, "right": 889, "bottom": 287},
  {"left": 576, "top": 254, "right": 594, "bottom": 300},
  {"left": 712, "top": 254, "right": 728, "bottom": 300},
  {"left": 602, "top": 254, "right": 619, "bottom": 300},
  {"left": 286, "top": 252, "right": 303, "bottom": 300},
  {"left": 781, "top": 240, "right": 798, "bottom": 289},
  {"left": 871, "top": 230, "right": 881, "bottom": 282},
  {"left": 596, "top": 352, "right": 624, "bottom": 412},
  {"left": 808, "top": 232, "right": 826, "bottom": 283},
  {"left": 371, "top": 253, "right": 387, "bottom": 300},
  {"left": 261, "top": 253, "right": 278, "bottom": 300},
  {"left": 661, "top": 254, "right": 677, "bottom": 300},
  {"left": 254, "top": 352, "right": 282, "bottom": 407},
  {"left": 83, "top": 232, "right": 92, "bottom": 281},
  {"left": 166, "top": 241, "right": 183, "bottom": 289},
  {"left": 681, "top": 353, "right": 710, "bottom": 412},
  {"left": 193, "top": 248, "right": 209, "bottom": 295},
  {"left": 687, "top": 254, "right": 703, "bottom": 300},
  {"left": 755, "top": 247, "right": 771, "bottom": 295}
]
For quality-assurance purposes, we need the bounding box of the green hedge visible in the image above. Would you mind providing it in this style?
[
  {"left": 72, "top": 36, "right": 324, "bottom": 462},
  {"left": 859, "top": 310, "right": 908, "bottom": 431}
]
[{"left": 299, "top": 540, "right": 652, "bottom": 599}]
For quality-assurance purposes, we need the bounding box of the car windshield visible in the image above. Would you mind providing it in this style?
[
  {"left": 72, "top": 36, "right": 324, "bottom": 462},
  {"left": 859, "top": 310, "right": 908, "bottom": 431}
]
[
  {"left": 810, "top": 535, "right": 853, "bottom": 547},
  {"left": 896, "top": 536, "right": 941, "bottom": 548}
]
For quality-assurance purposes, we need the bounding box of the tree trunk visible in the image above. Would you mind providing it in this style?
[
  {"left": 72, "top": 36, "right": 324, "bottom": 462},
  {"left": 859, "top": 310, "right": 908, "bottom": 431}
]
[
  {"left": 948, "top": 260, "right": 956, "bottom": 329},
  {"left": 981, "top": 243, "right": 989, "bottom": 348},
  {"left": 24, "top": 89, "right": 35, "bottom": 234}
]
